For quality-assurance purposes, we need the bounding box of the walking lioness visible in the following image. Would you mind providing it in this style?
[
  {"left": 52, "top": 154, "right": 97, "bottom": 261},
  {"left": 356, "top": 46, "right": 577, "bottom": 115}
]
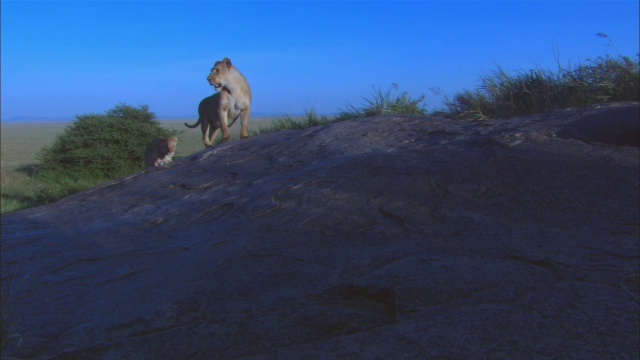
[{"left": 185, "top": 58, "right": 252, "bottom": 147}]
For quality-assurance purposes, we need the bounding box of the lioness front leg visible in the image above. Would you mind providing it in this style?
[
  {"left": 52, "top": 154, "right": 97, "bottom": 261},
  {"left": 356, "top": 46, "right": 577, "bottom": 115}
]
[
  {"left": 218, "top": 108, "right": 231, "bottom": 142},
  {"left": 240, "top": 107, "right": 251, "bottom": 139}
]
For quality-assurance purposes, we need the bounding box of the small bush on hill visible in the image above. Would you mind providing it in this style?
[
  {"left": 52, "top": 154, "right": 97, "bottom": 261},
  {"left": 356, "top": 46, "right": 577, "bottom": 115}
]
[
  {"left": 336, "top": 84, "right": 428, "bottom": 121},
  {"left": 252, "top": 85, "right": 428, "bottom": 137},
  {"left": 251, "top": 108, "right": 334, "bottom": 137},
  {"left": 36, "top": 103, "right": 179, "bottom": 183}
]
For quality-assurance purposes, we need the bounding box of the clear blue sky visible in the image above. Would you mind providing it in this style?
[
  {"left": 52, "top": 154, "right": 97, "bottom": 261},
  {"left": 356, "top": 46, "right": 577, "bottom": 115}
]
[{"left": 1, "top": 1, "right": 638, "bottom": 120}]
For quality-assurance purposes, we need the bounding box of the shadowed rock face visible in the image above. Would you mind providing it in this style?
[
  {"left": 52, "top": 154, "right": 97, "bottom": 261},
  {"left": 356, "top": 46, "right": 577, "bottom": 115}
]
[{"left": 2, "top": 102, "right": 639, "bottom": 359}]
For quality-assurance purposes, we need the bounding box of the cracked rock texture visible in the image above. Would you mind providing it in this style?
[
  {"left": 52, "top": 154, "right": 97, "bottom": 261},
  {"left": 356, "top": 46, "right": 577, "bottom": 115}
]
[{"left": 2, "top": 102, "right": 639, "bottom": 359}]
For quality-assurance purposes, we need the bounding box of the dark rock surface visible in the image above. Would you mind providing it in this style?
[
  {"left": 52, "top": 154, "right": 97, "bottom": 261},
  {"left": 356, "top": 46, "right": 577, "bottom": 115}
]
[{"left": 2, "top": 102, "right": 639, "bottom": 359}]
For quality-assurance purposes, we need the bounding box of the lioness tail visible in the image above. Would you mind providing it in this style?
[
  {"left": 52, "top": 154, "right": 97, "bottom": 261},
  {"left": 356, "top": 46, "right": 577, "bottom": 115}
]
[{"left": 184, "top": 118, "right": 202, "bottom": 128}]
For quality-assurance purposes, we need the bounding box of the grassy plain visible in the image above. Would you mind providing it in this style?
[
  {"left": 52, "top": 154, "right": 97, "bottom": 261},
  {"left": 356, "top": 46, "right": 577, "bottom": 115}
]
[{"left": 0, "top": 117, "right": 279, "bottom": 213}]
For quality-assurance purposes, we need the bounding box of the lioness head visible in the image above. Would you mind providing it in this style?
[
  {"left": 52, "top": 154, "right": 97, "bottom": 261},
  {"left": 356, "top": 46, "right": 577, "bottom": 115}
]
[{"left": 207, "top": 58, "right": 233, "bottom": 90}]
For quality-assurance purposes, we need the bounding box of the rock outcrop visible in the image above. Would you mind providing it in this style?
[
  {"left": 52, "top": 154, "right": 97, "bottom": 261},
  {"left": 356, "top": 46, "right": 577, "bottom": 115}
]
[{"left": 2, "top": 102, "right": 639, "bottom": 359}]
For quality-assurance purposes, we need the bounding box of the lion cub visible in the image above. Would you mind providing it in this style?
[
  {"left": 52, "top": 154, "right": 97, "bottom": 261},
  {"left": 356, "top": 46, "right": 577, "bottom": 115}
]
[
  {"left": 144, "top": 136, "right": 177, "bottom": 168},
  {"left": 184, "top": 58, "right": 252, "bottom": 146}
]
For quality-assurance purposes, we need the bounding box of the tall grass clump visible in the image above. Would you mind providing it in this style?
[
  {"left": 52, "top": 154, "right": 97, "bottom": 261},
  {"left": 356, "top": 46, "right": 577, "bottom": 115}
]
[
  {"left": 445, "top": 53, "right": 639, "bottom": 120},
  {"left": 249, "top": 84, "right": 430, "bottom": 136},
  {"left": 35, "top": 103, "right": 179, "bottom": 189},
  {"left": 255, "top": 85, "right": 428, "bottom": 135},
  {"left": 562, "top": 55, "right": 639, "bottom": 104},
  {"left": 336, "top": 84, "right": 428, "bottom": 121},
  {"left": 251, "top": 108, "right": 334, "bottom": 136}
]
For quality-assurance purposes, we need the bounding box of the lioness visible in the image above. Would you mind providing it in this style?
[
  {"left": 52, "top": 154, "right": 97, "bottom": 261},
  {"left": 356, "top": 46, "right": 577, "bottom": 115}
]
[
  {"left": 144, "top": 136, "right": 177, "bottom": 168},
  {"left": 184, "top": 57, "right": 252, "bottom": 147}
]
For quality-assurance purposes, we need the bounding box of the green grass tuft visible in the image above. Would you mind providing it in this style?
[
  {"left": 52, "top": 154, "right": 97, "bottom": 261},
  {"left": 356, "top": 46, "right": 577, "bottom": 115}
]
[
  {"left": 444, "top": 54, "right": 639, "bottom": 120},
  {"left": 251, "top": 108, "right": 334, "bottom": 136},
  {"left": 336, "top": 84, "right": 428, "bottom": 121}
]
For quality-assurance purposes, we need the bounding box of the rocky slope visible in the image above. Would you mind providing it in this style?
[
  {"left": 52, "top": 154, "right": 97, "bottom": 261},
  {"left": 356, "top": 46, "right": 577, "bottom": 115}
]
[{"left": 2, "top": 102, "right": 639, "bottom": 359}]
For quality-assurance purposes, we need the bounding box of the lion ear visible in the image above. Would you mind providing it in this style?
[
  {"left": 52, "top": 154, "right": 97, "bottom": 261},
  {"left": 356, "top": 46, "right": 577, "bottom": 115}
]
[{"left": 222, "top": 58, "right": 232, "bottom": 67}]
